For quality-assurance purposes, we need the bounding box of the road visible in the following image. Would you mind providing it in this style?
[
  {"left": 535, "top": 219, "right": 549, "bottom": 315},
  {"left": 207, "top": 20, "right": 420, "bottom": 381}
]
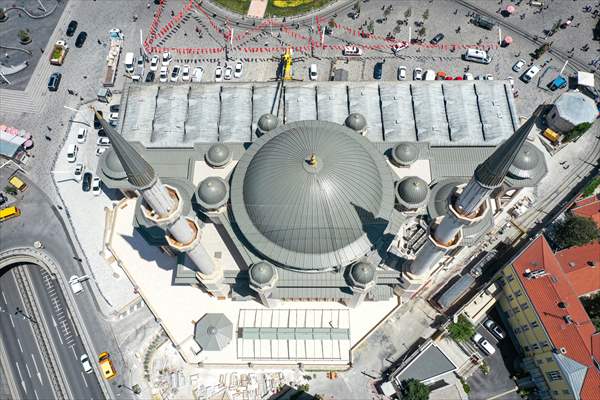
[{"left": 0, "top": 269, "right": 54, "bottom": 400}]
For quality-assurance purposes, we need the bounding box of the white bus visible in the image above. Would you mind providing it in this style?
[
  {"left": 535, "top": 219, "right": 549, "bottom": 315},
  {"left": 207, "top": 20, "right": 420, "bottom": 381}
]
[{"left": 462, "top": 48, "right": 492, "bottom": 64}]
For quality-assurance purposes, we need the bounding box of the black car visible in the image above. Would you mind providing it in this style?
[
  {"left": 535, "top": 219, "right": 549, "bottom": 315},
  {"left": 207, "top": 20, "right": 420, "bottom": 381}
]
[
  {"left": 374, "top": 62, "right": 383, "bottom": 80},
  {"left": 98, "top": 129, "right": 107, "bottom": 137},
  {"left": 75, "top": 31, "right": 87, "bottom": 48},
  {"left": 93, "top": 110, "right": 104, "bottom": 129},
  {"left": 430, "top": 33, "right": 445, "bottom": 45},
  {"left": 66, "top": 20, "right": 78, "bottom": 37},
  {"left": 82, "top": 172, "right": 92, "bottom": 192},
  {"left": 0, "top": 193, "right": 7, "bottom": 206},
  {"left": 145, "top": 71, "right": 155, "bottom": 82},
  {"left": 109, "top": 104, "right": 120, "bottom": 113},
  {"left": 48, "top": 72, "right": 62, "bottom": 91}
]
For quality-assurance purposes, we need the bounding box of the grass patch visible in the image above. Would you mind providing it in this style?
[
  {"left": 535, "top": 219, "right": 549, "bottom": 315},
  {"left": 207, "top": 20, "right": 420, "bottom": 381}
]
[
  {"left": 582, "top": 176, "right": 600, "bottom": 198},
  {"left": 266, "top": 0, "right": 333, "bottom": 16},
  {"left": 211, "top": 0, "right": 252, "bottom": 15}
]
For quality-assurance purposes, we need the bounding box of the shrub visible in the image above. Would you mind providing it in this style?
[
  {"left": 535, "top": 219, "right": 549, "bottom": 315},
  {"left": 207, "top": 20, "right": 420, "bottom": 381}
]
[
  {"left": 564, "top": 122, "right": 593, "bottom": 143},
  {"left": 448, "top": 315, "right": 475, "bottom": 342},
  {"left": 554, "top": 214, "right": 600, "bottom": 249}
]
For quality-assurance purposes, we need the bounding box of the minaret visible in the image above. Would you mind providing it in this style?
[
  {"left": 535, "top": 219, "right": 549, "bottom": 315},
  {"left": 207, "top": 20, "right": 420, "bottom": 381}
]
[
  {"left": 94, "top": 110, "right": 229, "bottom": 297},
  {"left": 409, "top": 106, "right": 542, "bottom": 277}
]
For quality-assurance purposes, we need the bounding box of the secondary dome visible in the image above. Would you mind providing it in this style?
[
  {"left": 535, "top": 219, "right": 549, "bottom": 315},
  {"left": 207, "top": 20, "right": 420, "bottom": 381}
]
[
  {"left": 101, "top": 148, "right": 127, "bottom": 180},
  {"left": 249, "top": 261, "right": 275, "bottom": 285},
  {"left": 196, "top": 177, "right": 229, "bottom": 210},
  {"left": 508, "top": 142, "right": 540, "bottom": 179},
  {"left": 205, "top": 143, "right": 232, "bottom": 168},
  {"left": 257, "top": 113, "right": 278, "bottom": 132},
  {"left": 350, "top": 261, "right": 375, "bottom": 285},
  {"left": 391, "top": 142, "right": 419, "bottom": 166},
  {"left": 396, "top": 176, "right": 429, "bottom": 206},
  {"left": 345, "top": 113, "right": 367, "bottom": 132},
  {"left": 230, "top": 120, "right": 395, "bottom": 270}
]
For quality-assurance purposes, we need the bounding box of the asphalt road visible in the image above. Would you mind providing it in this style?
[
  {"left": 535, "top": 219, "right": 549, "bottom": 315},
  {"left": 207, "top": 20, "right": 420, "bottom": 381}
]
[{"left": 0, "top": 269, "right": 55, "bottom": 400}]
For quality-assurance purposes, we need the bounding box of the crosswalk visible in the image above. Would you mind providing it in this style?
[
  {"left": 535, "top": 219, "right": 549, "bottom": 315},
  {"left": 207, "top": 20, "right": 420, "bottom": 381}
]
[{"left": 40, "top": 269, "right": 75, "bottom": 348}]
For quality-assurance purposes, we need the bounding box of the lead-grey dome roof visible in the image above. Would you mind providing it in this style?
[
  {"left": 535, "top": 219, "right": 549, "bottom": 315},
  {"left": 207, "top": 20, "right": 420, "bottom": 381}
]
[
  {"left": 258, "top": 113, "right": 278, "bottom": 132},
  {"left": 345, "top": 113, "right": 367, "bottom": 131},
  {"left": 249, "top": 261, "right": 275, "bottom": 285},
  {"left": 508, "top": 142, "right": 540, "bottom": 179},
  {"left": 391, "top": 142, "right": 419, "bottom": 166},
  {"left": 196, "top": 177, "right": 229, "bottom": 210},
  {"left": 100, "top": 148, "right": 127, "bottom": 180},
  {"left": 230, "top": 120, "right": 395, "bottom": 271},
  {"left": 350, "top": 261, "right": 375, "bottom": 285},
  {"left": 205, "top": 144, "right": 232, "bottom": 168},
  {"left": 396, "top": 176, "right": 429, "bottom": 205}
]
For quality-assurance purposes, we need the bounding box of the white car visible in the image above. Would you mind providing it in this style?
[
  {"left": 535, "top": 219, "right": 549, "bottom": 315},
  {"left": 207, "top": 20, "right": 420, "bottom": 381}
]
[
  {"left": 397, "top": 66, "right": 407, "bottom": 80},
  {"left": 109, "top": 112, "right": 119, "bottom": 121},
  {"left": 92, "top": 177, "right": 101, "bottom": 195},
  {"left": 522, "top": 65, "right": 540, "bottom": 83},
  {"left": 76, "top": 128, "right": 87, "bottom": 144},
  {"left": 181, "top": 65, "right": 190, "bottom": 82},
  {"left": 507, "top": 76, "right": 515, "bottom": 89},
  {"left": 513, "top": 59, "right": 526, "bottom": 72},
  {"left": 234, "top": 61, "right": 243, "bottom": 78},
  {"left": 483, "top": 74, "right": 494, "bottom": 80},
  {"left": 484, "top": 319, "right": 506, "bottom": 340},
  {"left": 159, "top": 66, "right": 168, "bottom": 83},
  {"left": 224, "top": 66, "right": 232, "bottom": 80},
  {"left": 97, "top": 137, "right": 110, "bottom": 146},
  {"left": 73, "top": 163, "right": 84, "bottom": 182},
  {"left": 170, "top": 65, "right": 181, "bottom": 82},
  {"left": 464, "top": 73, "right": 474, "bottom": 80},
  {"left": 215, "top": 66, "right": 223, "bottom": 82},
  {"left": 161, "top": 52, "right": 171, "bottom": 66},
  {"left": 66, "top": 144, "right": 78, "bottom": 163},
  {"left": 413, "top": 67, "right": 423, "bottom": 80},
  {"left": 472, "top": 333, "right": 496, "bottom": 355},
  {"left": 95, "top": 147, "right": 106, "bottom": 156},
  {"left": 69, "top": 275, "right": 83, "bottom": 294},
  {"left": 150, "top": 55, "right": 159, "bottom": 71},
  {"left": 309, "top": 64, "right": 318, "bottom": 80},
  {"left": 192, "top": 66, "right": 203, "bottom": 82},
  {"left": 80, "top": 354, "right": 93, "bottom": 374}
]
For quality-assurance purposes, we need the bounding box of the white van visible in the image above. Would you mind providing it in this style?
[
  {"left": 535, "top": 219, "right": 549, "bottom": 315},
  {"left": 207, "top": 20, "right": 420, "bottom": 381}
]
[
  {"left": 342, "top": 46, "right": 363, "bottom": 56},
  {"left": 66, "top": 144, "right": 78, "bottom": 163},
  {"left": 463, "top": 48, "right": 492, "bottom": 64},
  {"left": 424, "top": 70, "right": 436, "bottom": 81},
  {"left": 124, "top": 52, "right": 135, "bottom": 73}
]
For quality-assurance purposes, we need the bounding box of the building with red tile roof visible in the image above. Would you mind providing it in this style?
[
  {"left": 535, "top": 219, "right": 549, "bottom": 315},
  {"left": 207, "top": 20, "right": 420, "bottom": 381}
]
[
  {"left": 571, "top": 194, "right": 600, "bottom": 228},
  {"left": 556, "top": 242, "right": 600, "bottom": 297}
]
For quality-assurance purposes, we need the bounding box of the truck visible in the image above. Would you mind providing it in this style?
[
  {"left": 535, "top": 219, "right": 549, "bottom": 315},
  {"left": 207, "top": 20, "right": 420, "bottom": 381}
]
[
  {"left": 103, "top": 29, "right": 124, "bottom": 87},
  {"left": 548, "top": 75, "right": 567, "bottom": 91},
  {"left": 49, "top": 40, "right": 69, "bottom": 66}
]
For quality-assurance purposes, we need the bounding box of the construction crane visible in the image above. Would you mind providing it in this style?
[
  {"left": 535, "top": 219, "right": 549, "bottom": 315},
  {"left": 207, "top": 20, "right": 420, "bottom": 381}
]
[{"left": 281, "top": 48, "right": 293, "bottom": 81}]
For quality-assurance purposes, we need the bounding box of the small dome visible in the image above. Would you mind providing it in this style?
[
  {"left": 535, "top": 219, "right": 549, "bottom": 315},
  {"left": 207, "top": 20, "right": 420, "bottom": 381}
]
[
  {"left": 258, "top": 114, "right": 278, "bottom": 132},
  {"left": 397, "top": 177, "right": 429, "bottom": 205},
  {"left": 391, "top": 142, "right": 419, "bottom": 166},
  {"left": 249, "top": 261, "right": 275, "bottom": 285},
  {"left": 345, "top": 113, "right": 367, "bottom": 131},
  {"left": 508, "top": 142, "right": 539, "bottom": 179},
  {"left": 101, "top": 148, "right": 127, "bottom": 180},
  {"left": 205, "top": 144, "right": 232, "bottom": 168},
  {"left": 350, "top": 261, "right": 375, "bottom": 285},
  {"left": 196, "top": 177, "right": 229, "bottom": 210}
]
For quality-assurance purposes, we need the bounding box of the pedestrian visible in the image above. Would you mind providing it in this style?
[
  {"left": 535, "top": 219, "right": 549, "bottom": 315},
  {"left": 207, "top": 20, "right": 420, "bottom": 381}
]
[
  {"left": 47, "top": 126, "right": 52, "bottom": 131},
  {"left": 4, "top": 52, "right": 8, "bottom": 58},
  {"left": 171, "top": 10, "right": 175, "bottom": 17},
  {"left": 45, "top": 135, "right": 51, "bottom": 141},
  {"left": 97, "top": 39, "right": 101, "bottom": 45},
  {"left": 147, "top": 2, "right": 150, "bottom": 8},
  {"left": 40, "top": 47, "right": 44, "bottom": 53}
]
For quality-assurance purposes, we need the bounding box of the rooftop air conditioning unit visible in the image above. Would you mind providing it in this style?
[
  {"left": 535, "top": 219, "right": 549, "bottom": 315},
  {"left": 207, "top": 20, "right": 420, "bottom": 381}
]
[
  {"left": 563, "top": 315, "right": 573, "bottom": 324},
  {"left": 560, "top": 347, "right": 567, "bottom": 354}
]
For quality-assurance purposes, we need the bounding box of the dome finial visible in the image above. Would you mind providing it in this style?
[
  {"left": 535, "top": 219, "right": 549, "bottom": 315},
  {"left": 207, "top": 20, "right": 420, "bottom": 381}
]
[{"left": 307, "top": 153, "right": 318, "bottom": 167}]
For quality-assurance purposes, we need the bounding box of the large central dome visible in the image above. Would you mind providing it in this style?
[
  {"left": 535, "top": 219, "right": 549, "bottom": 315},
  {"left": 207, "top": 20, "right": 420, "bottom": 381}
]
[{"left": 230, "top": 120, "right": 395, "bottom": 270}]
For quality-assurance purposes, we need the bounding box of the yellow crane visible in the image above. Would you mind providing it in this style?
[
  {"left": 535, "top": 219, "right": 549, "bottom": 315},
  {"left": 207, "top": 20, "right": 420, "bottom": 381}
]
[{"left": 282, "top": 48, "right": 293, "bottom": 81}]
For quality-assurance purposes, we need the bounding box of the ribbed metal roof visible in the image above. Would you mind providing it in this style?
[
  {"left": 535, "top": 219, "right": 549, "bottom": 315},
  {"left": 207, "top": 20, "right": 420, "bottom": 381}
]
[
  {"left": 196, "top": 176, "right": 229, "bottom": 210},
  {"left": 230, "top": 120, "right": 395, "bottom": 271},
  {"left": 350, "top": 261, "right": 375, "bottom": 284},
  {"left": 396, "top": 176, "right": 429, "bottom": 205},
  {"left": 249, "top": 261, "right": 275, "bottom": 285},
  {"left": 205, "top": 143, "right": 232, "bottom": 167},
  {"left": 508, "top": 142, "right": 540, "bottom": 179},
  {"left": 391, "top": 142, "right": 419, "bottom": 166}
]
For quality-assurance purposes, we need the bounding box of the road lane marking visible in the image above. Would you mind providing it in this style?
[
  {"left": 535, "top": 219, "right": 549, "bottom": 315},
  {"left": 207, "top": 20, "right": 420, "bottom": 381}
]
[
  {"left": 25, "top": 363, "right": 32, "bottom": 378},
  {"left": 17, "top": 338, "right": 23, "bottom": 353},
  {"left": 34, "top": 389, "right": 39, "bottom": 400},
  {"left": 71, "top": 345, "right": 77, "bottom": 357},
  {"left": 31, "top": 354, "right": 43, "bottom": 384},
  {"left": 81, "top": 372, "right": 89, "bottom": 388},
  {"left": 1, "top": 290, "right": 6, "bottom": 305},
  {"left": 9, "top": 314, "right": 15, "bottom": 328},
  {"left": 15, "top": 361, "right": 23, "bottom": 380},
  {"left": 53, "top": 322, "right": 64, "bottom": 344}
]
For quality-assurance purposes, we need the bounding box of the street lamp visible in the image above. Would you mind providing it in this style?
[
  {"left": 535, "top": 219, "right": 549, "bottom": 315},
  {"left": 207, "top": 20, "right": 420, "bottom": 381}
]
[
  {"left": 118, "top": 384, "right": 141, "bottom": 395},
  {"left": 15, "top": 306, "right": 37, "bottom": 324}
]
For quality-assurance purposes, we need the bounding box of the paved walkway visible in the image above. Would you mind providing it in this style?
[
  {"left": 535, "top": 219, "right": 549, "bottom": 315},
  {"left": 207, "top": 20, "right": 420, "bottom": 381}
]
[{"left": 247, "top": 0, "right": 267, "bottom": 18}]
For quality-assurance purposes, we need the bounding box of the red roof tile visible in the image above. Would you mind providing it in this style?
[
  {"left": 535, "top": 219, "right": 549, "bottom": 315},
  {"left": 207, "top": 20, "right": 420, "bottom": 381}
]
[
  {"left": 513, "top": 236, "right": 600, "bottom": 399},
  {"left": 556, "top": 242, "right": 600, "bottom": 296},
  {"left": 571, "top": 195, "right": 600, "bottom": 228}
]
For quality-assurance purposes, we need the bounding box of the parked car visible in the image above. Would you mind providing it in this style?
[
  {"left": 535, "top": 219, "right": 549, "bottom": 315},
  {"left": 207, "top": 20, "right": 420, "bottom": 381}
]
[
  {"left": 512, "top": 59, "right": 526, "bottom": 72},
  {"left": 96, "top": 147, "right": 106, "bottom": 156},
  {"left": 342, "top": 46, "right": 363, "bottom": 56},
  {"left": 234, "top": 61, "right": 243, "bottom": 78},
  {"left": 48, "top": 72, "right": 62, "bottom": 92},
  {"left": 215, "top": 66, "right": 223, "bottom": 82},
  {"left": 82, "top": 172, "right": 92, "bottom": 192},
  {"left": 66, "top": 20, "right": 78, "bottom": 37},
  {"left": 430, "top": 33, "right": 445, "bottom": 44},
  {"left": 397, "top": 66, "right": 407, "bottom": 80},
  {"left": 93, "top": 110, "right": 103, "bottom": 129},
  {"left": 75, "top": 31, "right": 87, "bottom": 48},
  {"left": 181, "top": 65, "right": 190, "bottom": 82},
  {"left": 483, "top": 74, "right": 494, "bottom": 80},
  {"left": 66, "top": 144, "right": 78, "bottom": 163},
  {"left": 109, "top": 112, "right": 119, "bottom": 122},
  {"left": 150, "top": 55, "right": 159, "bottom": 71},
  {"left": 161, "top": 51, "right": 171, "bottom": 66},
  {"left": 145, "top": 71, "right": 155, "bottom": 82},
  {"left": 76, "top": 128, "right": 87, "bottom": 143},
  {"left": 170, "top": 65, "right": 181, "bottom": 82},
  {"left": 73, "top": 163, "right": 84, "bottom": 182},
  {"left": 80, "top": 354, "right": 93, "bottom": 374},
  {"left": 224, "top": 66, "right": 232, "bottom": 80},
  {"left": 464, "top": 73, "right": 474, "bottom": 80},
  {"left": 69, "top": 275, "right": 83, "bottom": 294},
  {"left": 507, "top": 76, "right": 515, "bottom": 89},
  {"left": 309, "top": 64, "right": 318, "bottom": 80},
  {"left": 98, "top": 352, "right": 117, "bottom": 380},
  {"left": 484, "top": 319, "right": 506, "bottom": 340},
  {"left": 522, "top": 65, "right": 540, "bottom": 83},
  {"left": 424, "top": 69, "right": 436, "bottom": 81},
  {"left": 374, "top": 62, "right": 383, "bottom": 79},
  {"left": 413, "top": 67, "right": 423, "bottom": 80},
  {"left": 109, "top": 104, "right": 120, "bottom": 113},
  {"left": 159, "top": 66, "right": 168, "bottom": 83},
  {"left": 97, "top": 137, "right": 110, "bottom": 146},
  {"left": 192, "top": 66, "right": 203, "bottom": 82},
  {"left": 0, "top": 193, "right": 7, "bottom": 206},
  {"left": 92, "top": 177, "right": 101, "bottom": 196},
  {"left": 472, "top": 333, "right": 496, "bottom": 355}
]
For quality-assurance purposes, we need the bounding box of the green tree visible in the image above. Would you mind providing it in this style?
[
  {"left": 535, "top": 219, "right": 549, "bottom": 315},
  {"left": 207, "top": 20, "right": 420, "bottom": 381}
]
[
  {"left": 423, "top": 9, "right": 429, "bottom": 20},
  {"left": 18, "top": 30, "right": 31, "bottom": 44},
  {"left": 418, "top": 27, "right": 426, "bottom": 37},
  {"left": 402, "top": 378, "right": 430, "bottom": 400},
  {"left": 554, "top": 214, "right": 600, "bottom": 249},
  {"left": 580, "top": 292, "right": 600, "bottom": 331},
  {"left": 4, "top": 185, "right": 17, "bottom": 195},
  {"left": 404, "top": 8, "right": 412, "bottom": 18},
  {"left": 564, "top": 122, "right": 593, "bottom": 143},
  {"left": 367, "top": 20, "right": 375, "bottom": 34},
  {"left": 448, "top": 314, "right": 475, "bottom": 342}
]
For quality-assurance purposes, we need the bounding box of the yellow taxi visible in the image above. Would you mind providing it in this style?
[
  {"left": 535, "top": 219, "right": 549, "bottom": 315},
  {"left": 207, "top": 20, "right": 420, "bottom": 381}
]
[{"left": 98, "top": 352, "right": 117, "bottom": 380}]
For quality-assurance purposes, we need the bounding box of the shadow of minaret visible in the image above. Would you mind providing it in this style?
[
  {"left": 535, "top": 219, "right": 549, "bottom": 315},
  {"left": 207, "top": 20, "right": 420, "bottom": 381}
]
[{"left": 351, "top": 202, "right": 394, "bottom": 261}]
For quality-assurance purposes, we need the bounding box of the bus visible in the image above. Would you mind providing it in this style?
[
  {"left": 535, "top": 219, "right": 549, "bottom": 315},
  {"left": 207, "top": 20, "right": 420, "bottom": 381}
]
[
  {"left": 0, "top": 206, "right": 21, "bottom": 222},
  {"left": 8, "top": 175, "right": 27, "bottom": 192}
]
